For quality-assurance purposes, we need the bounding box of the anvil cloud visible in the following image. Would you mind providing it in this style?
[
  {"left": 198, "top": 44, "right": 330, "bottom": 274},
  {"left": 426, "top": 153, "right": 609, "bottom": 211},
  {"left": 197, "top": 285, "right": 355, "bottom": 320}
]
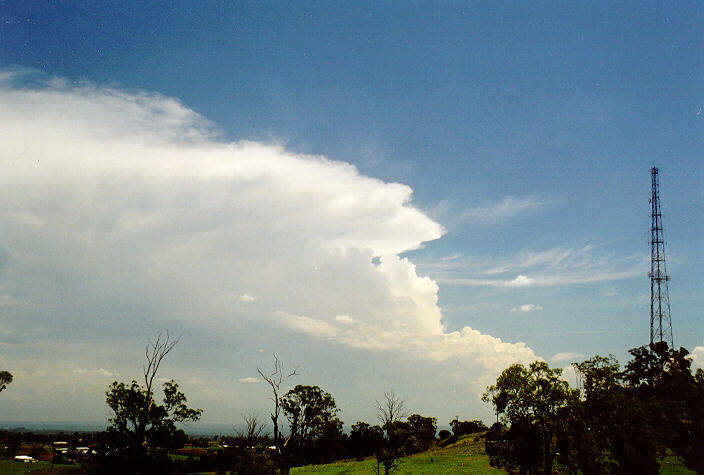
[{"left": 0, "top": 72, "right": 536, "bottom": 424}]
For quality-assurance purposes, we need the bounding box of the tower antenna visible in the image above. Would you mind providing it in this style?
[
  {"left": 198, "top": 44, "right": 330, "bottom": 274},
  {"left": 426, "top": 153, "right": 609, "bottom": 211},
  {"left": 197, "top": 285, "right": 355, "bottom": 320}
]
[{"left": 649, "top": 166, "right": 673, "bottom": 347}]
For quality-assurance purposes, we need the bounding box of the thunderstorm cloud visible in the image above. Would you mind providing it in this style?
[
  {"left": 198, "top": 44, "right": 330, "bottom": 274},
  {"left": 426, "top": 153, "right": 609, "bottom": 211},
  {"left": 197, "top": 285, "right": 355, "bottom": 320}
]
[{"left": 0, "top": 71, "right": 537, "bottom": 423}]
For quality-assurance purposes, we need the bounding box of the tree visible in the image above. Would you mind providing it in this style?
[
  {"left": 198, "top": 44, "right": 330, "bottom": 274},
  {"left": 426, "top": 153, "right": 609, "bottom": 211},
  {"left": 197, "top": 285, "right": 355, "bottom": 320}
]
[
  {"left": 106, "top": 379, "right": 202, "bottom": 448},
  {"left": 375, "top": 390, "right": 407, "bottom": 425},
  {"left": 406, "top": 414, "right": 437, "bottom": 453},
  {"left": 238, "top": 410, "right": 266, "bottom": 445},
  {"left": 552, "top": 354, "right": 627, "bottom": 473},
  {"left": 348, "top": 422, "right": 384, "bottom": 460},
  {"left": 622, "top": 343, "right": 704, "bottom": 473},
  {"left": 0, "top": 371, "right": 12, "bottom": 393},
  {"left": 483, "top": 361, "right": 577, "bottom": 475},
  {"left": 449, "top": 418, "right": 487, "bottom": 436},
  {"left": 105, "top": 333, "right": 202, "bottom": 449},
  {"left": 280, "top": 384, "right": 344, "bottom": 465},
  {"left": 374, "top": 390, "right": 409, "bottom": 475},
  {"left": 257, "top": 354, "right": 298, "bottom": 474}
]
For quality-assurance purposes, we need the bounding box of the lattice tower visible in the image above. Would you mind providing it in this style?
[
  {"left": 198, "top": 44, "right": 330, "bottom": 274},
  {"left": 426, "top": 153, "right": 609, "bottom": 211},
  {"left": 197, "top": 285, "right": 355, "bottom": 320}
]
[{"left": 649, "top": 166, "right": 673, "bottom": 347}]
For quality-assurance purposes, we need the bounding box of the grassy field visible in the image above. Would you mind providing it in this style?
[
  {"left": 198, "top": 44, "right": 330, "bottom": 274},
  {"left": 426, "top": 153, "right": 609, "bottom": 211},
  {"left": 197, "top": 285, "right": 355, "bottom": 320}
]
[
  {"left": 0, "top": 441, "right": 694, "bottom": 474},
  {"left": 292, "top": 435, "right": 696, "bottom": 474},
  {"left": 0, "top": 460, "right": 78, "bottom": 473},
  {"left": 292, "top": 435, "right": 505, "bottom": 474},
  {"left": 659, "top": 451, "right": 696, "bottom": 474}
]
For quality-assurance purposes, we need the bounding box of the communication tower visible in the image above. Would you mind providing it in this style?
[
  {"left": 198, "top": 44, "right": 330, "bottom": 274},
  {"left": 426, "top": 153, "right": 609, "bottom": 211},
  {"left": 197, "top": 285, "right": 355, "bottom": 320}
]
[{"left": 649, "top": 166, "right": 673, "bottom": 347}]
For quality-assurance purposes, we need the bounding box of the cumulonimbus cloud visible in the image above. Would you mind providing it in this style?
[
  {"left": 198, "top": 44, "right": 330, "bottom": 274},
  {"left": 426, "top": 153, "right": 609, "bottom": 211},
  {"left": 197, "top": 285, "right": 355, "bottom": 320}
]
[{"left": 0, "top": 70, "right": 538, "bottom": 421}]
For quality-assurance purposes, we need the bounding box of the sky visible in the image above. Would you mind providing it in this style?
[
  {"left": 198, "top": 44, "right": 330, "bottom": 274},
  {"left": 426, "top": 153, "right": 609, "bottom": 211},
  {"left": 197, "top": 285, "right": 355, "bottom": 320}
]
[{"left": 0, "top": 1, "right": 702, "bottom": 431}]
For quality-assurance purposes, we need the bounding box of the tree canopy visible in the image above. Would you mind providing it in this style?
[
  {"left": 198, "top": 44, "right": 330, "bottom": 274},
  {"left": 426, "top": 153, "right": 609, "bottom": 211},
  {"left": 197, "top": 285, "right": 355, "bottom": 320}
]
[
  {"left": 281, "top": 384, "right": 344, "bottom": 466},
  {"left": 106, "top": 379, "right": 202, "bottom": 449},
  {"left": 0, "top": 371, "right": 12, "bottom": 393},
  {"left": 483, "top": 361, "right": 577, "bottom": 475},
  {"left": 104, "top": 334, "right": 202, "bottom": 450}
]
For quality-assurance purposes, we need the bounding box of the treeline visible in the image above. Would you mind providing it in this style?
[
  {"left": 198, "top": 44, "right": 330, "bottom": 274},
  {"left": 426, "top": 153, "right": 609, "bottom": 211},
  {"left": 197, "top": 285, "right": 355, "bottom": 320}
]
[
  {"left": 482, "top": 341, "right": 704, "bottom": 474},
  {"left": 23, "top": 334, "right": 484, "bottom": 474},
  {"left": 2, "top": 335, "right": 703, "bottom": 474}
]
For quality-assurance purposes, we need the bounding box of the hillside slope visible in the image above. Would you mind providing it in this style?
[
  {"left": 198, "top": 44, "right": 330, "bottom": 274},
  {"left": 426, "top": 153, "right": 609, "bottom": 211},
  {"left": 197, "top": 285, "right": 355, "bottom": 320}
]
[{"left": 292, "top": 434, "right": 505, "bottom": 474}]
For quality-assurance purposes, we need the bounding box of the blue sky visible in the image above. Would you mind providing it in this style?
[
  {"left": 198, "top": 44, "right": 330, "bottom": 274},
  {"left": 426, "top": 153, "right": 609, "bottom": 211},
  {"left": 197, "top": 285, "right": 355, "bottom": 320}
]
[{"left": 0, "top": 1, "right": 702, "bottom": 428}]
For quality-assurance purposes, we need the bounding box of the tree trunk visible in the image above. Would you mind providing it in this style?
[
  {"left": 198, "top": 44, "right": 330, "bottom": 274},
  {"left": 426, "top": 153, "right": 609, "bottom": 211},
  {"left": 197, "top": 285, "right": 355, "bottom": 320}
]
[{"left": 543, "top": 442, "right": 552, "bottom": 475}]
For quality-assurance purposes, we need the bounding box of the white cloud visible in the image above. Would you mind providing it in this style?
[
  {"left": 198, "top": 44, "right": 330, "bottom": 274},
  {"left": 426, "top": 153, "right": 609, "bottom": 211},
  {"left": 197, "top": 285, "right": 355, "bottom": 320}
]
[
  {"left": 334, "top": 314, "right": 359, "bottom": 324},
  {"left": 507, "top": 275, "right": 536, "bottom": 287},
  {"left": 692, "top": 345, "right": 704, "bottom": 370},
  {"left": 0, "top": 71, "right": 538, "bottom": 424},
  {"left": 551, "top": 352, "right": 586, "bottom": 363},
  {"left": 238, "top": 377, "right": 261, "bottom": 384},
  {"left": 560, "top": 364, "right": 580, "bottom": 388},
  {"left": 276, "top": 311, "right": 339, "bottom": 339},
  {"left": 510, "top": 304, "right": 543, "bottom": 313}
]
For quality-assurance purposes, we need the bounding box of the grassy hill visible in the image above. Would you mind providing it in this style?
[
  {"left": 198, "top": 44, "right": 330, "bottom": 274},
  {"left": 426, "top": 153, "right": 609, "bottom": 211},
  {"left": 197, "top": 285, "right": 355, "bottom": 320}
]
[
  {"left": 292, "top": 434, "right": 505, "bottom": 474},
  {"left": 292, "top": 434, "right": 696, "bottom": 474}
]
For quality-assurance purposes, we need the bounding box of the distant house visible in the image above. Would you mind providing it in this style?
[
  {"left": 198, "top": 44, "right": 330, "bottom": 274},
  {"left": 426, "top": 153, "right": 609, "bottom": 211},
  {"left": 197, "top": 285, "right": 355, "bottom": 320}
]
[{"left": 14, "top": 455, "right": 35, "bottom": 462}]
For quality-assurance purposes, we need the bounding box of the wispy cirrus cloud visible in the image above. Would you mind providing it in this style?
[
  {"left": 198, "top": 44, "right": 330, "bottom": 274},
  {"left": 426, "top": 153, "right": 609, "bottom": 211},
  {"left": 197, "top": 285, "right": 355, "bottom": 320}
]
[
  {"left": 461, "top": 195, "right": 551, "bottom": 225},
  {"left": 421, "top": 243, "right": 643, "bottom": 289},
  {"left": 72, "top": 368, "right": 117, "bottom": 378}
]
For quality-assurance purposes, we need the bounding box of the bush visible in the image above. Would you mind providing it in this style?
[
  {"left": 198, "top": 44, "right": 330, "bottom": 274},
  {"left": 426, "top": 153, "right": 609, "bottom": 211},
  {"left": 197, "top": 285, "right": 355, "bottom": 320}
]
[
  {"left": 437, "top": 434, "right": 457, "bottom": 448},
  {"left": 450, "top": 419, "right": 488, "bottom": 436}
]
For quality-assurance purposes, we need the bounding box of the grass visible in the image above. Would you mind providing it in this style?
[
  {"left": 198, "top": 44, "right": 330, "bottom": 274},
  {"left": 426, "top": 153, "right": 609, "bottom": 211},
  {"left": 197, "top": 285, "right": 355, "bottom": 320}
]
[
  {"left": 0, "top": 460, "right": 77, "bottom": 473},
  {"left": 292, "top": 435, "right": 505, "bottom": 474},
  {"left": 659, "top": 450, "right": 696, "bottom": 474},
  {"left": 0, "top": 440, "right": 695, "bottom": 474},
  {"left": 292, "top": 435, "right": 696, "bottom": 475}
]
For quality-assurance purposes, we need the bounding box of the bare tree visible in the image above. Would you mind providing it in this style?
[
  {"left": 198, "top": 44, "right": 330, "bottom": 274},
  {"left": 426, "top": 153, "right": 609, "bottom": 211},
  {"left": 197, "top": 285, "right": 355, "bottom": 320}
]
[
  {"left": 374, "top": 390, "right": 409, "bottom": 475},
  {"left": 375, "top": 390, "right": 408, "bottom": 425},
  {"left": 138, "top": 332, "right": 180, "bottom": 446},
  {"left": 257, "top": 354, "right": 298, "bottom": 474},
  {"left": 239, "top": 410, "right": 266, "bottom": 445}
]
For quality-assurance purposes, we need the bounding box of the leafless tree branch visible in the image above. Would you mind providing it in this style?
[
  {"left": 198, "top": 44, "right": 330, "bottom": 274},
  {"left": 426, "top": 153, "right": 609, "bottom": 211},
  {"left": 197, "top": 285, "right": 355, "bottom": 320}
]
[
  {"left": 138, "top": 331, "right": 180, "bottom": 446},
  {"left": 375, "top": 390, "right": 408, "bottom": 425}
]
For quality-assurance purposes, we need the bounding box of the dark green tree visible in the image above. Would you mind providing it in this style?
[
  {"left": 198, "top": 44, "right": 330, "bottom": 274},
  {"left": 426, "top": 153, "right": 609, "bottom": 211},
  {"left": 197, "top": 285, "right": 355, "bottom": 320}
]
[
  {"left": 348, "top": 422, "right": 384, "bottom": 460},
  {"left": 556, "top": 354, "right": 657, "bottom": 474},
  {"left": 280, "top": 384, "right": 344, "bottom": 466},
  {"left": 406, "top": 414, "right": 437, "bottom": 453},
  {"left": 0, "top": 371, "right": 12, "bottom": 393},
  {"left": 622, "top": 342, "right": 704, "bottom": 473},
  {"left": 560, "top": 354, "right": 622, "bottom": 473},
  {"left": 483, "top": 361, "right": 577, "bottom": 475},
  {"left": 106, "top": 379, "right": 202, "bottom": 448},
  {"left": 449, "top": 418, "right": 488, "bottom": 436},
  {"left": 104, "top": 333, "right": 202, "bottom": 449}
]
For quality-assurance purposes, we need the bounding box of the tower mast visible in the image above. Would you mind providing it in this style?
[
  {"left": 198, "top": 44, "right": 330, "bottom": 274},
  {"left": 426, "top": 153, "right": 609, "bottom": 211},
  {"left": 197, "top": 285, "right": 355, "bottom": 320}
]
[{"left": 649, "top": 166, "right": 673, "bottom": 347}]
